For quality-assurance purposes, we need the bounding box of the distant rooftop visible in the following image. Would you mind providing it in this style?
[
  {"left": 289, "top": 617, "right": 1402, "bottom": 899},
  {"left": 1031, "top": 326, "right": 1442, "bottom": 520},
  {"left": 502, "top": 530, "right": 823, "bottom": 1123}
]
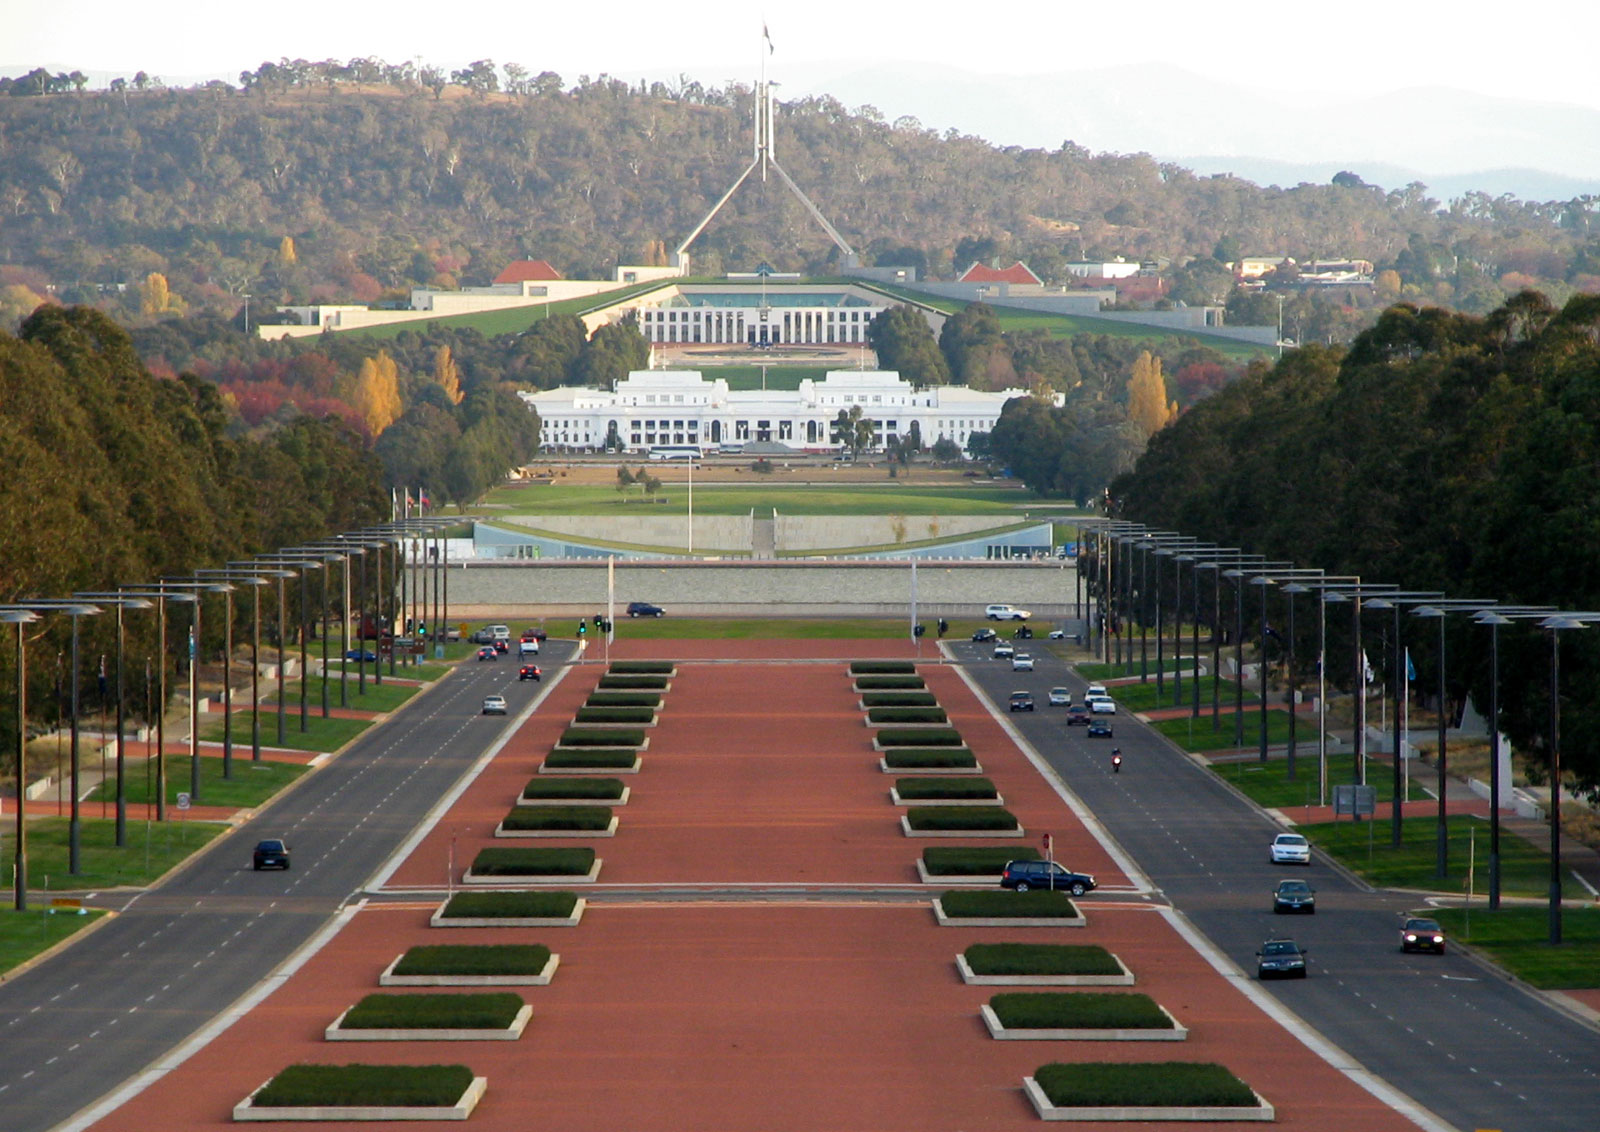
[{"left": 494, "top": 259, "right": 564, "bottom": 284}]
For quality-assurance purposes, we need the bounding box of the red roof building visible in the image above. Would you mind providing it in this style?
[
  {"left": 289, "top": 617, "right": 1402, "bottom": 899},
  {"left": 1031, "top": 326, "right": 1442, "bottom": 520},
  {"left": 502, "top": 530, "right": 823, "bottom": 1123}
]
[
  {"left": 956, "top": 261, "right": 1042, "bottom": 286},
  {"left": 494, "top": 259, "right": 564, "bottom": 284}
]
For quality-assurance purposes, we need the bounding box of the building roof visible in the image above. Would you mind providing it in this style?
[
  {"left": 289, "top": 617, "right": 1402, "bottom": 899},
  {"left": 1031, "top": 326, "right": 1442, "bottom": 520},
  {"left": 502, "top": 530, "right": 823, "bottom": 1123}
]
[
  {"left": 957, "top": 261, "right": 1042, "bottom": 285},
  {"left": 494, "top": 259, "right": 564, "bottom": 284}
]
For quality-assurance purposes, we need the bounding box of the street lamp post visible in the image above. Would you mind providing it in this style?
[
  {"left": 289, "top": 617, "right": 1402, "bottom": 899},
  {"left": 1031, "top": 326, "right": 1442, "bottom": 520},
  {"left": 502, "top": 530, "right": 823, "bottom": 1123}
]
[
  {"left": 4, "top": 607, "right": 42, "bottom": 910},
  {"left": 71, "top": 594, "right": 154, "bottom": 846},
  {"left": 1364, "top": 593, "right": 1444, "bottom": 847},
  {"left": 1540, "top": 614, "right": 1588, "bottom": 945}
]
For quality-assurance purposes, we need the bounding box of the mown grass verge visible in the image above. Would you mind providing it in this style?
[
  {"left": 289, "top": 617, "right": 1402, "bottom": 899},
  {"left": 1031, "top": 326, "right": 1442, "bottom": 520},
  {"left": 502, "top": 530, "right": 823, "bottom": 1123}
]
[
  {"left": 907, "top": 807, "right": 1018, "bottom": 831},
  {"left": 584, "top": 693, "right": 662, "bottom": 708},
  {"left": 1429, "top": 905, "right": 1600, "bottom": 989},
  {"left": 896, "top": 777, "right": 998, "bottom": 800},
  {"left": 855, "top": 675, "right": 927, "bottom": 690},
  {"left": 88, "top": 755, "right": 306, "bottom": 809},
  {"left": 596, "top": 675, "right": 670, "bottom": 690},
  {"left": 866, "top": 706, "right": 949, "bottom": 724},
  {"left": 861, "top": 692, "right": 938, "bottom": 707},
  {"left": 521, "top": 777, "right": 626, "bottom": 800},
  {"left": 966, "top": 943, "right": 1121, "bottom": 976},
  {"left": 991, "top": 992, "right": 1171, "bottom": 1030},
  {"left": 439, "top": 892, "right": 578, "bottom": 919},
  {"left": 545, "top": 749, "right": 639, "bottom": 768},
  {"left": 14, "top": 816, "right": 228, "bottom": 890},
  {"left": 559, "top": 728, "right": 645, "bottom": 747},
  {"left": 252, "top": 1064, "right": 475, "bottom": 1108},
  {"left": 1152, "top": 709, "right": 1298, "bottom": 752},
  {"left": 923, "top": 847, "right": 1033, "bottom": 875},
  {"left": 940, "top": 890, "right": 1077, "bottom": 918},
  {"left": 884, "top": 748, "right": 977, "bottom": 768},
  {"left": 339, "top": 992, "right": 523, "bottom": 1030},
  {"left": 392, "top": 945, "right": 551, "bottom": 977},
  {"left": 500, "top": 806, "right": 612, "bottom": 832},
  {"left": 850, "top": 660, "right": 918, "bottom": 675},
  {"left": 573, "top": 707, "right": 657, "bottom": 724},
  {"left": 877, "top": 728, "right": 963, "bottom": 747},
  {"left": 472, "top": 848, "right": 595, "bottom": 876},
  {"left": 1032, "top": 1062, "right": 1258, "bottom": 1107}
]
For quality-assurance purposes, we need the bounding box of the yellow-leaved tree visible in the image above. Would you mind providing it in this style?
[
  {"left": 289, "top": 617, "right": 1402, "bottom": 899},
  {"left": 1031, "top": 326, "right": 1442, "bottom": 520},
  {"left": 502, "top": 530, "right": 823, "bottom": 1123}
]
[
  {"left": 140, "top": 272, "right": 177, "bottom": 315},
  {"left": 278, "top": 235, "right": 298, "bottom": 266},
  {"left": 1125, "top": 350, "right": 1176, "bottom": 438},
  {"left": 354, "top": 350, "right": 403, "bottom": 436},
  {"left": 434, "top": 344, "right": 463, "bottom": 404}
]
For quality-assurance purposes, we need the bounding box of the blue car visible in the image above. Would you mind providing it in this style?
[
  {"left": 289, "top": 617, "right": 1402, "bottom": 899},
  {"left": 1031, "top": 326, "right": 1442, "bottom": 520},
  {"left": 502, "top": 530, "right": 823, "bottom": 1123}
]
[{"left": 344, "top": 648, "right": 377, "bottom": 662}]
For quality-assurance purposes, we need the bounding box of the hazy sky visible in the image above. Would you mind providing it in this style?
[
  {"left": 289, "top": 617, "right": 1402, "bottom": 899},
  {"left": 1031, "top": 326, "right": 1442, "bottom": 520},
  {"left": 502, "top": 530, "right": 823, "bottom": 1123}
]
[{"left": 7, "top": 0, "right": 1600, "bottom": 112}]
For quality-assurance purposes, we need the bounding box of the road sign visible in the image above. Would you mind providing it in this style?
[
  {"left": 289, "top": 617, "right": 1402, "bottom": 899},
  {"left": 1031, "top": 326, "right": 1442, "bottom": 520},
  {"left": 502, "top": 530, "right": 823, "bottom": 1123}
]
[
  {"left": 1332, "top": 784, "right": 1376, "bottom": 817},
  {"left": 176, "top": 792, "right": 191, "bottom": 811}
]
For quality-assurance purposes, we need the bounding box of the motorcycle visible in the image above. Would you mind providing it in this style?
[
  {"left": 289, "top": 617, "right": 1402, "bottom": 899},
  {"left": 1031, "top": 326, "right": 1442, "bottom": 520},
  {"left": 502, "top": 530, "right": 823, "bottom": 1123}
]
[{"left": 1111, "top": 748, "right": 1122, "bottom": 773}]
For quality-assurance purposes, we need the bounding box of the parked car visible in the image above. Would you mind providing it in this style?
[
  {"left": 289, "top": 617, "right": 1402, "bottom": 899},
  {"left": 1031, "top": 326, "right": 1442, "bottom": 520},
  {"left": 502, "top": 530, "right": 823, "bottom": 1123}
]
[
  {"left": 1400, "top": 917, "right": 1447, "bottom": 953},
  {"left": 1064, "top": 704, "right": 1091, "bottom": 726},
  {"left": 1047, "top": 628, "right": 1068, "bottom": 640},
  {"left": 1011, "top": 653, "right": 1034, "bottom": 671},
  {"left": 1086, "top": 720, "right": 1113, "bottom": 738},
  {"left": 999, "top": 859, "right": 1096, "bottom": 896},
  {"left": 252, "top": 838, "right": 290, "bottom": 871},
  {"left": 1273, "top": 880, "right": 1316, "bottom": 914},
  {"left": 627, "top": 601, "right": 666, "bottom": 618},
  {"left": 472, "top": 624, "right": 511, "bottom": 644},
  {"left": 1008, "top": 690, "right": 1035, "bottom": 712},
  {"left": 971, "top": 627, "right": 997, "bottom": 642},
  {"left": 1048, "top": 687, "right": 1071, "bottom": 706},
  {"left": 1087, "top": 695, "right": 1117, "bottom": 714},
  {"left": 1256, "top": 938, "right": 1309, "bottom": 979},
  {"left": 993, "top": 642, "right": 1015, "bottom": 660},
  {"left": 476, "top": 646, "right": 498, "bottom": 662},
  {"left": 1270, "top": 833, "right": 1312, "bottom": 865},
  {"left": 984, "top": 603, "right": 1031, "bottom": 621},
  {"left": 344, "top": 647, "right": 377, "bottom": 662},
  {"left": 482, "top": 694, "right": 508, "bottom": 715}
]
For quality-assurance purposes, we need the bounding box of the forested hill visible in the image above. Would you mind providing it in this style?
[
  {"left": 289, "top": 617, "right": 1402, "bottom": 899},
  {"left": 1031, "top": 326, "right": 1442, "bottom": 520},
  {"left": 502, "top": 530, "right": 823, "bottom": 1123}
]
[{"left": 0, "top": 70, "right": 1595, "bottom": 323}]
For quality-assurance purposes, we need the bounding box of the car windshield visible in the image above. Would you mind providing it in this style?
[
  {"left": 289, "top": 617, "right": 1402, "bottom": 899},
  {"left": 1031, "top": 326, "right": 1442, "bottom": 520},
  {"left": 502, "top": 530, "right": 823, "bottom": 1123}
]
[
  {"left": 257, "top": 840, "right": 284, "bottom": 852},
  {"left": 1277, "top": 882, "right": 1311, "bottom": 894},
  {"left": 1261, "top": 941, "right": 1299, "bottom": 956},
  {"left": 1277, "top": 835, "right": 1308, "bottom": 846},
  {"left": 1407, "top": 919, "right": 1441, "bottom": 931}
]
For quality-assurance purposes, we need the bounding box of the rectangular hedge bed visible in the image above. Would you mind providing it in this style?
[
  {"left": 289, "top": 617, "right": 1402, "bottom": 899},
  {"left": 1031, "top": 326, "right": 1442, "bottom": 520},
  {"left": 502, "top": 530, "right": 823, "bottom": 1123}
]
[
  {"left": 880, "top": 748, "right": 980, "bottom": 775},
  {"left": 431, "top": 891, "right": 584, "bottom": 928},
  {"left": 865, "top": 706, "right": 950, "bottom": 725},
  {"left": 860, "top": 692, "right": 939, "bottom": 708},
  {"left": 933, "top": 890, "right": 1084, "bottom": 928},
  {"left": 559, "top": 727, "right": 648, "bottom": 748},
  {"left": 521, "top": 777, "right": 629, "bottom": 803},
  {"left": 573, "top": 707, "right": 658, "bottom": 726},
  {"left": 383, "top": 944, "right": 558, "bottom": 986},
  {"left": 849, "top": 660, "right": 918, "bottom": 675},
  {"left": 496, "top": 806, "right": 616, "bottom": 838},
  {"left": 584, "top": 692, "right": 663, "bottom": 709},
  {"left": 853, "top": 675, "right": 927, "bottom": 691},
  {"left": 983, "top": 992, "right": 1183, "bottom": 1041},
  {"left": 959, "top": 943, "right": 1133, "bottom": 986},
  {"left": 1024, "top": 1062, "right": 1271, "bottom": 1122},
  {"left": 328, "top": 992, "right": 531, "bottom": 1042},
  {"left": 597, "top": 674, "right": 671, "bottom": 690},
  {"left": 236, "top": 1064, "right": 484, "bottom": 1122},
  {"left": 903, "top": 807, "right": 1022, "bottom": 838},
  {"left": 608, "top": 661, "right": 676, "bottom": 675},
  {"left": 468, "top": 848, "right": 598, "bottom": 882},
  {"left": 874, "top": 727, "right": 964, "bottom": 748},
  {"left": 543, "top": 749, "right": 641, "bottom": 773},
  {"left": 918, "top": 846, "right": 1032, "bottom": 884},
  {"left": 892, "top": 777, "right": 999, "bottom": 805}
]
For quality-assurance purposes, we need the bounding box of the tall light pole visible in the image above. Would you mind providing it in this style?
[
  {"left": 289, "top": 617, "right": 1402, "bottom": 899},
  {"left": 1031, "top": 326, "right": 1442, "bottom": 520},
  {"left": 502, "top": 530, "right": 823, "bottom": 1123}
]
[
  {"left": 72, "top": 593, "right": 154, "bottom": 847},
  {"left": 1364, "top": 592, "right": 1445, "bottom": 846},
  {"left": 3, "top": 607, "right": 41, "bottom": 910},
  {"left": 1540, "top": 614, "right": 1589, "bottom": 945}
]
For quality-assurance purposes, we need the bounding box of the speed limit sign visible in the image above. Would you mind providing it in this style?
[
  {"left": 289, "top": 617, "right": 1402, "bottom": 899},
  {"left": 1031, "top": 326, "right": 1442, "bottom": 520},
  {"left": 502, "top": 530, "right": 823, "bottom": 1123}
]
[{"left": 176, "top": 792, "right": 191, "bottom": 811}]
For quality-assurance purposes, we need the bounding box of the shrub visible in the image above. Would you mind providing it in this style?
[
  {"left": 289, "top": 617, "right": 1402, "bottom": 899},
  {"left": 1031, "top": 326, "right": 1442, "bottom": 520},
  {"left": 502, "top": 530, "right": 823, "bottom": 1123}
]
[
  {"left": 991, "top": 992, "right": 1169, "bottom": 1030},
  {"left": 923, "top": 847, "right": 1031, "bottom": 875},
  {"left": 392, "top": 945, "right": 552, "bottom": 977},
  {"left": 340, "top": 992, "right": 523, "bottom": 1030},
  {"left": 521, "top": 777, "right": 625, "bottom": 800},
  {"left": 867, "top": 706, "right": 949, "bottom": 724},
  {"left": 440, "top": 891, "right": 578, "bottom": 919},
  {"left": 1032, "top": 1062, "right": 1256, "bottom": 1108},
  {"left": 965, "top": 944, "right": 1121, "bottom": 976},
  {"left": 545, "top": 749, "right": 639, "bottom": 768},
  {"left": 559, "top": 728, "right": 646, "bottom": 747},
  {"left": 597, "top": 675, "right": 669, "bottom": 690},
  {"left": 877, "top": 728, "right": 963, "bottom": 747},
  {"left": 501, "top": 806, "right": 612, "bottom": 831},
  {"left": 849, "top": 660, "right": 917, "bottom": 675},
  {"left": 896, "top": 777, "right": 997, "bottom": 800},
  {"left": 906, "top": 806, "right": 1018, "bottom": 831},
  {"left": 939, "top": 890, "right": 1077, "bottom": 918},
  {"left": 609, "top": 660, "right": 675, "bottom": 674},
  {"left": 861, "top": 692, "right": 939, "bottom": 708},
  {"left": 884, "top": 748, "right": 977, "bottom": 767},
  {"left": 585, "top": 692, "right": 662, "bottom": 708},
  {"left": 574, "top": 707, "right": 656, "bottom": 724},
  {"left": 253, "top": 1064, "right": 475, "bottom": 1108},
  {"left": 854, "top": 675, "right": 926, "bottom": 690},
  {"left": 472, "top": 847, "right": 595, "bottom": 875}
]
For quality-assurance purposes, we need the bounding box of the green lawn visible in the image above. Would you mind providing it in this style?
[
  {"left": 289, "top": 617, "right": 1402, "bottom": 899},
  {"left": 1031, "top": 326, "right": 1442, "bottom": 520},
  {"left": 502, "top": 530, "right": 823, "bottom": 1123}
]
[
  {"left": 481, "top": 481, "right": 1040, "bottom": 515},
  {"left": 199, "top": 712, "right": 373, "bottom": 752},
  {"left": 595, "top": 617, "right": 946, "bottom": 640},
  {"left": 1152, "top": 709, "right": 1300, "bottom": 752},
  {"left": 88, "top": 755, "right": 306, "bottom": 808},
  {"left": 258, "top": 676, "right": 422, "bottom": 713},
  {"left": 1429, "top": 905, "right": 1600, "bottom": 989},
  {"left": 1207, "top": 755, "right": 1390, "bottom": 810},
  {"left": 699, "top": 365, "right": 831, "bottom": 390},
  {"left": 1105, "top": 674, "right": 1254, "bottom": 712},
  {"left": 0, "top": 906, "right": 107, "bottom": 975},
  {"left": 339, "top": 279, "right": 674, "bottom": 340},
  {"left": 4, "top": 816, "right": 229, "bottom": 891}
]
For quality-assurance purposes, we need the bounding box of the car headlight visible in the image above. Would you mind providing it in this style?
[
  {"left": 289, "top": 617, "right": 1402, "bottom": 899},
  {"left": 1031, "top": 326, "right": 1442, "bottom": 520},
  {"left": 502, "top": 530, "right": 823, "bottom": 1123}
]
[{"left": 1404, "top": 933, "right": 1417, "bottom": 941}]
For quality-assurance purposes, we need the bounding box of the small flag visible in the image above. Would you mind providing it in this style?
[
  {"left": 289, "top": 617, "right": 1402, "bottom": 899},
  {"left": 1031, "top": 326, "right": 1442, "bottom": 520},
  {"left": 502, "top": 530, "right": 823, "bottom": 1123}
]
[
  {"left": 1361, "top": 649, "right": 1373, "bottom": 683},
  {"left": 98, "top": 655, "right": 108, "bottom": 697},
  {"left": 763, "top": 23, "right": 774, "bottom": 54},
  {"left": 1405, "top": 648, "right": 1416, "bottom": 683}
]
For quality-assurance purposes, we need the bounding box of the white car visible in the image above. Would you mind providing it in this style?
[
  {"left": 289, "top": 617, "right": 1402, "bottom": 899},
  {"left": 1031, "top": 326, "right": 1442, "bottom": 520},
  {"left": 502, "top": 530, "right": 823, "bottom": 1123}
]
[
  {"left": 993, "top": 642, "right": 1015, "bottom": 659},
  {"left": 1087, "top": 695, "right": 1116, "bottom": 714},
  {"left": 1085, "top": 683, "right": 1108, "bottom": 699},
  {"left": 1048, "top": 687, "right": 1071, "bottom": 706},
  {"left": 1048, "top": 628, "right": 1068, "bottom": 639},
  {"left": 482, "top": 695, "right": 508, "bottom": 715},
  {"left": 1012, "top": 653, "right": 1034, "bottom": 671},
  {"left": 518, "top": 639, "right": 540, "bottom": 656},
  {"left": 984, "top": 604, "right": 1032, "bottom": 621},
  {"left": 1271, "top": 833, "right": 1312, "bottom": 865}
]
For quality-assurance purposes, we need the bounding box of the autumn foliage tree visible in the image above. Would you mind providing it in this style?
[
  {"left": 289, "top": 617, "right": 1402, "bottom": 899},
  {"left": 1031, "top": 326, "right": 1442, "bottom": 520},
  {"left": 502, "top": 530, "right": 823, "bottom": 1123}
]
[
  {"left": 352, "top": 349, "right": 403, "bottom": 436},
  {"left": 1125, "top": 351, "right": 1176, "bottom": 437}
]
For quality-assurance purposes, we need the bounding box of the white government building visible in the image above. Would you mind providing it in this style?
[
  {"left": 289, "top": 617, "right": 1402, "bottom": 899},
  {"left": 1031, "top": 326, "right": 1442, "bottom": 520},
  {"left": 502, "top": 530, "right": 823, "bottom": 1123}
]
[{"left": 521, "top": 370, "right": 1041, "bottom": 455}]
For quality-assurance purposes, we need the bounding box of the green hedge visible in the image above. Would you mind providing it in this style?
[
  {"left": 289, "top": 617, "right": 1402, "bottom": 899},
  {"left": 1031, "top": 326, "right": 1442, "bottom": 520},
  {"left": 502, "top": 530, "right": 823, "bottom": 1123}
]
[
  {"left": 597, "top": 674, "right": 670, "bottom": 690},
  {"left": 393, "top": 944, "right": 551, "bottom": 977},
  {"left": 877, "top": 728, "right": 963, "bottom": 747},
  {"left": 861, "top": 692, "right": 939, "bottom": 707},
  {"left": 939, "top": 890, "right": 1078, "bottom": 918},
  {"left": 896, "top": 777, "right": 997, "bottom": 800},
  {"left": 850, "top": 660, "right": 917, "bottom": 674},
  {"left": 1032, "top": 1062, "right": 1257, "bottom": 1108},
  {"left": 923, "top": 847, "right": 1033, "bottom": 875},
  {"left": 559, "top": 728, "right": 646, "bottom": 747},
  {"left": 340, "top": 992, "right": 523, "bottom": 1030},
  {"left": 609, "top": 660, "right": 676, "bottom": 674},
  {"left": 545, "top": 749, "right": 639, "bottom": 768},
  {"left": 585, "top": 692, "right": 663, "bottom": 708},
  {"left": 501, "top": 806, "right": 612, "bottom": 831},
  {"left": 472, "top": 847, "right": 596, "bottom": 875},
  {"left": 867, "top": 706, "right": 949, "bottom": 724},
  {"left": 522, "top": 777, "right": 626, "bottom": 800},
  {"left": 440, "top": 891, "right": 578, "bottom": 919},
  {"left": 855, "top": 675, "right": 926, "bottom": 690},
  {"left": 253, "top": 1065, "right": 475, "bottom": 1108},
  {"left": 965, "top": 943, "right": 1121, "bottom": 976},
  {"left": 992, "top": 992, "right": 1169, "bottom": 1030},
  {"left": 907, "top": 806, "right": 1018, "bottom": 831},
  {"left": 574, "top": 707, "right": 656, "bottom": 724},
  {"left": 884, "top": 748, "right": 977, "bottom": 768}
]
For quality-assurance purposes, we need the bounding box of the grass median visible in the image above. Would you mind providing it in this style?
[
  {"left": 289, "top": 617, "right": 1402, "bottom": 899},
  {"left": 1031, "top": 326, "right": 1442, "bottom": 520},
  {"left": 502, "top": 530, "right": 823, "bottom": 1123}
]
[
  {"left": 1429, "top": 906, "right": 1600, "bottom": 988},
  {"left": 88, "top": 754, "right": 306, "bottom": 809}
]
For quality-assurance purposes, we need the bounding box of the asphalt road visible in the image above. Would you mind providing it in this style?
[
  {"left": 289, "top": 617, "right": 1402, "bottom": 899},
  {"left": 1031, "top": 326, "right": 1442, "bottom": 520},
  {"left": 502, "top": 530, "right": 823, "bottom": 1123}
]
[
  {"left": 0, "top": 646, "right": 571, "bottom": 1132},
  {"left": 952, "top": 633, "right": 1600, "bottom": 1132}
]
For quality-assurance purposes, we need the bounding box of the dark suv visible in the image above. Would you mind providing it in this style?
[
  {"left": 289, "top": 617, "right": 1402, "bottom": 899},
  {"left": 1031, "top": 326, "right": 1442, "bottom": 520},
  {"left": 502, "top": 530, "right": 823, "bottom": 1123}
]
[
  {"left": 626, "top": 602, "right": 665, "bottom": 618},
  {"left": 252, "top": 839, "right": 290, "bottom": 871},
  {"left": 999, "top": 859, "right": 1095, "bottom": 895}
]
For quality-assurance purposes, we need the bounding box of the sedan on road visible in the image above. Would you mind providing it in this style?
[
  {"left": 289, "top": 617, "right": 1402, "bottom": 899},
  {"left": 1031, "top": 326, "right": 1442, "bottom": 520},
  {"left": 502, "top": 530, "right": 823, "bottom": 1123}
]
[
  {"left": 993, "top": 642, "right": 1015, "bottom": 660},
  {"left": 999, "top": 859, "right": 1096, "bottom": 895},
  {"left": 971, "top": 628, "right": 997, "bottom": 643},
  {"left": 1087, "top": 695, "right": 1117, "bottom": 714},
  {"left": 1048, "top": 687, "right": 1071, "bottom": 706},
  {"left": 251, "top": 839, "right": 290, "bottom": 871},
  {"left": 1008, "top": 690, "right": 1035, "bottom": 712},
  {"left": 344, "top": 647, "right": 377, "bottom": 662},
  {"left": 476, "top": 646, "right": 498, "bottom": 662},
  {"left": 1011, "top": 653, "right": 1034, "bottom": 671},
  {"left": 482, "top": 695, "right": 508, "bottom": 715},
  {"left": 1064, "top": 705, "right": 1091, "bottom": 726},
  {"left": 1401, "top": 917, "right": 1447, "bottom": 953},
  {"left": 518, "top": 664, "right": 542, "bottom": 681},
  {"left": 1256, "top": 938, "right": 1309, "bottom": 979},
  {"left": 1086, "top": 720, "right": 1113, "bottom": 738},
  {"left": 627, "top": 601, "right": 666, "bottom": 617},
  {"left": 1270, "top": 832, "right": 1312, "bottom": 865},
  {"left": 1273, "top": 880, "right": 1316, "bottom": 914}
]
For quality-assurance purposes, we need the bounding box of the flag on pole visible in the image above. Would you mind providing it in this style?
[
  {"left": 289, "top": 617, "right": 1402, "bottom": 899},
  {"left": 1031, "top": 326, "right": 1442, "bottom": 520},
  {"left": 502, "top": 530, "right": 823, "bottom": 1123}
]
[
  {"left": 1361, "top": 649, "right": 1374, "bottom": 683},
  {"left": 763, "top": 23, "right": 774, "bottom": 53},
  {"left": 1405, "top": 648, "right": 1416, "bottom": 683},
  {"left": 98, "top": 654, "right": 108, "bottom": 698},
  {"left": 606, "top": 556, "right": 615, "bottom": 646}
]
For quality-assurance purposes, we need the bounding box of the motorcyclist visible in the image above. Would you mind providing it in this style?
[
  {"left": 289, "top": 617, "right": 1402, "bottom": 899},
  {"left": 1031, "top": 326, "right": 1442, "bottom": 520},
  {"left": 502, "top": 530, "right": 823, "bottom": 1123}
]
[{"left": 1111, "top": 747, "right": 1123, "bottom": 772}]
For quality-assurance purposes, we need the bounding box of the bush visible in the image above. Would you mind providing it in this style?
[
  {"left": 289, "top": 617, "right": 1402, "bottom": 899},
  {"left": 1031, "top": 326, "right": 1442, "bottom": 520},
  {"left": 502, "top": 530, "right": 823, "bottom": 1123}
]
[
  {"left": 854, "top": 675, "right": 926, "bottom": 690},
  {"left": 991, "top": 992, "right": 1169, "bottom": 1030},
  {"left": 1032, "top": 1062, "right": 1256, "bottom": 1108},
  {"left": 597, "top": 675, "right": 670, "bottom": 690},
  {"left": 923, "top": 847, "right": 1032, "bottom": 875},
  {"left": 906, "top": 806, "right": 1018, "bottom": 831},
  {"left": 609, "top": 660, "right": 675, "bottom": 674},
  {"left": 585, "top": 692, "right": 662, "bottom": 708},
  {"left": 574, "top": 707, "right": 656, "bottom": 724},
  {"left": 867, "top": 706, "right": 949, "bottom": 724},
  {"left": 500, "top": 806, "right": 612, "bottom": 831},
  {"left": 939, "top": 890, "right": 1077, "bottom": 918},
  {"left": 545, "top": 749, "right": 639, "bottom": 768},
  {"left": 559, "top": 728, "right": 646, "bottom": 747},
  {"left": 965, "top": 943, "right": 1120, "bottom": 976},
  {"left": 877, "top": 728, "right": 963, "bottom": 747},
  {"left": 884, "top": 748, "right": 977, "bottom": 768},
  {"left": 392, "top": 945, "right": 551, "bottom": 977},
  {"left": 472, "top": 847, "right": 595, "bottom": 875},
  {"left": 850, "top": 660, "right": 917, "bottom": 675},
  {"left": 253, "top": 1064, "right": 475, "bottom": 1108},
  {"left": 896, "top": 777, "right": 996, "bottom": 800},
  {"left": 440, "top": 891, "right": 578, "bottom": 919},
  {"left": 521, "top": 777, "right": 625, "bottom": 800},
  {"left": 340, "top": 992, "right": 524, "bottom": 1030},
  {"left": 861, "top": 692, "right": 938, "bottom": 707}
]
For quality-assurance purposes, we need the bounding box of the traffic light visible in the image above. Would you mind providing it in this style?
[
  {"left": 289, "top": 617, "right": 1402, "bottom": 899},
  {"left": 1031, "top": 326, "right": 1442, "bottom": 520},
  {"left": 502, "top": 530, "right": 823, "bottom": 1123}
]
[
  {"left": 602, "top": 619, "right": 613, "bottom": 633},
  {"left": 913, "top": 623, "right": 925, "bottom": 638},
  {"left": 577, "top": 622, "right": 587, "bottom": 636},
  {"left": 937, "top": 618, "right": 948, "bottom": 637}
]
